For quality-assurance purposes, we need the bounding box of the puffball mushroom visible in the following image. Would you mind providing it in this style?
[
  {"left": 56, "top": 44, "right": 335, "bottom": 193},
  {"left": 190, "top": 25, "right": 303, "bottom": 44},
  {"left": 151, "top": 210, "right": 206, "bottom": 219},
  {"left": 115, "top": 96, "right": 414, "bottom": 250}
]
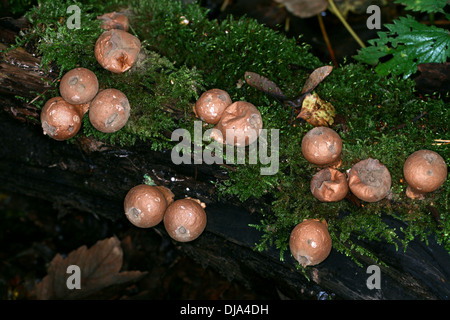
[
  {"left": 301, "top": 126, "right": 342, "bottom": 167},
  {"left": 403, "top": 149, "right": 447, "bottom": 200},
  {"left": 97, "top": 12, "right": 130, "bottom": 31},
  {"left": 59, "top": 67, "right": 99, "bottom": 105},
  {"left": 124, "top": 184, "right": 167, "bottom": 228},
  {"left": 40, "top": 97, "right": 83, "bottom": 141},
  {"left": 310, "top": 168, "right": 348, "bottom": 202},
  {"left": 95, "top": 29, "right": 141, "bottom": 73},
  {"left": 88, "top": 88, "right": 130, "bottom": 133},
  {"left": 289, "top": 219, "right": 332, "bottom": 267},
  {"left": 348, "top": 158, "right": 391, "bottom": 202},
  {"left": 194, "top": 88, "right": 232, "bottom": 124},
  {"left": 163, "top": 198, "right": 207, "bottom": 242},
  {"left": 210, "top": 101, "right": 263, "bottom": 147}
]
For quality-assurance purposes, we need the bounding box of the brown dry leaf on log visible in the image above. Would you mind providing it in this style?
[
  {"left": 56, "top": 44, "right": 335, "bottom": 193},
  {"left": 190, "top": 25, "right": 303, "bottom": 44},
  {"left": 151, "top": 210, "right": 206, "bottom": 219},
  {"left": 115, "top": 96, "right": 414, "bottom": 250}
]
[{"left": 33, "top": 236, "right": 146, "bottom": 300}]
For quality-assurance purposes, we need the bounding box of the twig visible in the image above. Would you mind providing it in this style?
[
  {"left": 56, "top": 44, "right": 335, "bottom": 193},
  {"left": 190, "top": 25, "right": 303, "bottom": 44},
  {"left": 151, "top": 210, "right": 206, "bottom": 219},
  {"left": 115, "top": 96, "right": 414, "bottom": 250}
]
[
  {"left": 327, "top": 0, "right": 366, "bottom": 49},
  {"left": 317, "top": 13, "right": 338, "bottom": 68}
]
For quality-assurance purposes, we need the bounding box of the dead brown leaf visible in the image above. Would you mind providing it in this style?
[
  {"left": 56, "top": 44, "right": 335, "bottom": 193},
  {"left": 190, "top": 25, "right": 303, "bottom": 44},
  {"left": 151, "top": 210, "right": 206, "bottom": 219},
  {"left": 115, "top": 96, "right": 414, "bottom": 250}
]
[
  {"left": 34, "top": 236, "right": 146, "bottom": 300},
  {"left": 301, "top": 65, "right": 333, "bottom": 94},
  {"left": 244, "top": 71, "right": 286, "bottom": 99}
]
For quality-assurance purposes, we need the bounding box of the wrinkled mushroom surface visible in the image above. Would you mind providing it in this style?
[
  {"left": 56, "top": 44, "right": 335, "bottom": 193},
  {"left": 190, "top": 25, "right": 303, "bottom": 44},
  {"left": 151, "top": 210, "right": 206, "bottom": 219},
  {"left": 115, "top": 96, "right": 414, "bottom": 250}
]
[
  {"left": 348, "top": 158, "right": 391, "bottom": 202},
  {"left": 301, "top": 126, "right": 342, "bottom": 167},
  {"left": 194, "top": 88, "right": 232, "bottom": 124},
  {"left": 310, "top": 168, "right": 348, "bottom": 202},
  {"left": 403, "top": 149, "right": 447, "bottom": 200},
  {"left": 163, "top": 198, "right": 207, "bottom": 242},
  {"left": 124, "top": 184, "right": 167, "bottom": 228},
  {"left": 40, "top": 97, "right": 83, "bottom": 141},
  {"left": 210, "top": 101, "right": 263, "bottom": 147},
  {"left": 289, "top": 219, "right": 332, "bottom": 267},
  {"left": 88, "top": 88, "right": 131, "bottom": 133},
  {"left": 95, "top": 29, "right": 141, "bottom": 73},
  {"left": 59, "top": 67, "right": 99, "bottom": 105}
]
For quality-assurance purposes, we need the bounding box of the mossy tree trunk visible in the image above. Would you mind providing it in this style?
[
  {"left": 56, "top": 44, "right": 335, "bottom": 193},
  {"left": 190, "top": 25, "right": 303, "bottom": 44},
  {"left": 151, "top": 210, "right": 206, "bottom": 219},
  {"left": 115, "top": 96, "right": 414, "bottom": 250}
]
[{"left": 1, "top": 17, "right": 449, "bottom": 300}]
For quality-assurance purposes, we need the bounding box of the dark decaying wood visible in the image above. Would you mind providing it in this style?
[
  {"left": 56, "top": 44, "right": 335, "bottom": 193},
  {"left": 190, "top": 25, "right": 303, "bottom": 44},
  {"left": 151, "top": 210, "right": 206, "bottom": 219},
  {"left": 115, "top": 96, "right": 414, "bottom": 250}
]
[{"left": 1, "top": 19, "right": 449, "bottom": 300}]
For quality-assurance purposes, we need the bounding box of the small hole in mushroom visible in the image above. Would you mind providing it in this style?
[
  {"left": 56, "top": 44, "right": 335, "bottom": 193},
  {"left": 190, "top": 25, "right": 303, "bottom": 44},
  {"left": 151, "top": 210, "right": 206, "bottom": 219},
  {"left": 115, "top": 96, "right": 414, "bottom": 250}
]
[
  {"left": 177, "top": 226, "right": 187, "bottom": 234},
  {"left": 68, "top": 76, "right": 79, "bottom": 86},
  {"left": 106, "top": 112, "right": 119, "bottom": 126}
]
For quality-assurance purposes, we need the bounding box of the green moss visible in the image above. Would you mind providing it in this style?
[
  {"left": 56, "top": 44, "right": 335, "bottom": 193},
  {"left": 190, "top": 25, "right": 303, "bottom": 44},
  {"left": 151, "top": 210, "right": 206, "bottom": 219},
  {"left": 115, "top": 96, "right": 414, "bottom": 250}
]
[{"left": 13, "top": 0, "right": 449, "bottom": 268}]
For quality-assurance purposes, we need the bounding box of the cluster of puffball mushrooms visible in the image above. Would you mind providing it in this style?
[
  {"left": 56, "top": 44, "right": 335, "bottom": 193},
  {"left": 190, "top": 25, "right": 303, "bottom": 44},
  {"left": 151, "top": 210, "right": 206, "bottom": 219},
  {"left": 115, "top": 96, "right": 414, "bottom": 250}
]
[
  {"left": 124, "top": 184, "right": 207, "bottom": 242},
  {"left": 38, "top": 12, "right": 448, "bottom": 265},
  {"left": 123, "top": 88, "right": 265, "bottom": 242},
  {"left": 40, "top": 12, "right": 140, "bottom": 141},
  {"left": 289, "top": 126, "right": 447, "bottom": 268},
  {"left": 194, "top": 88, "right": 263, "bottom": 146}
]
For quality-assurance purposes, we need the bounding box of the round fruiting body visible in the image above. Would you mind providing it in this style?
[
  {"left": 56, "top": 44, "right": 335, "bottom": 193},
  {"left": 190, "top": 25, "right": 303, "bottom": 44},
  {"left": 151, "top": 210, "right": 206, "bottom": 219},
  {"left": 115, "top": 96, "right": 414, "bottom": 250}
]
[
  {"left": 59, "top": 68, "right": 99, "bottom": 105},
  {"left": 210, "top": 101, "right": 263, "bottom": 147},
  {"left": 310, "top": 168, "right": 348, "bottom": 202},
  {"left": 301, "top": 126, "right": 342, "bottom": 167},
  {"left": 97, "top": 12, "right": 130, "bottom": 31},
  {"left": 194, "top": 88, "right": 232, "bottom": 124},
  {"left": 40, "top": 97, "right": 83, "bottom": 141},
  {"left": 124, "top": 184, "right": 167, "bottom": 228},
  {"left": 348, "top": 158, "right": 391, "bottom": 202},
  {"left": 289, "top": 219, "right": 332, "bottom": 267},
  {"left": 163, "top": 198, "right": 207, "bottom": 242},
  {"left": 89, "top": 88, "right": 130, "bottom": 133},
  {"left": 95, "top": 29, "right": 141, "bottom": 73},
  {"left": 403, "top": 149, "right": 447, "bottom": 200}
]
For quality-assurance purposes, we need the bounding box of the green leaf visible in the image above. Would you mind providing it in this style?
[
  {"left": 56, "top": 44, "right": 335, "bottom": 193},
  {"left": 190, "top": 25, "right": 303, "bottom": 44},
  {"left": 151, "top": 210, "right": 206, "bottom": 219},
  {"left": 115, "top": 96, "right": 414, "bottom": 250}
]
[
  {"left": 355, "top": 15, "right": 450, "bottom": 78},
  {"left": 394, "top": 0, "right": 447, "bottom": 14}
]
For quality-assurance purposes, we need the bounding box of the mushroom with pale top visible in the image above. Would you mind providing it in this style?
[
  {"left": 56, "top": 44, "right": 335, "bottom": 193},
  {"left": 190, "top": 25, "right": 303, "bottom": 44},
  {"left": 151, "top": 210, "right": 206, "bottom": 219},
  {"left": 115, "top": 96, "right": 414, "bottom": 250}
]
[
  {"left": 289, "top": 219, "right": 332, "bottom": 267},
  {"left": 88, "top": 88, "right": 130, "bottom": 133},
  {"left": 310, "top": 168, "right": 348, "bottom": 202},
  {"left": 348, "top": 158, "right": 391, "bottom": 202},
  {"left": 194, "top": 88, "right": 232, "bottom": 124},
  {"left": 124, "top": 184, "right": 168, "bottom": 228},
  {"left": 301, "top": 126, "right": 342, "bottom": 167},
  {"left": 94, "top": 29, "right": 141, "bottom": 73},
  {"left": 403, "top": 149, "right": 447, "bottom": 200},
  {"left": 163, "top": 198, "right": 207, "bottom": 242},
  {"left": 59, "top": 67, "right": 99, "bottom": 105},
  {"left": 210, "top": 101, "right": 263, "bottom": 147},
  {"left": 40, "top": 97, "right": 84, "bottom": 141}
]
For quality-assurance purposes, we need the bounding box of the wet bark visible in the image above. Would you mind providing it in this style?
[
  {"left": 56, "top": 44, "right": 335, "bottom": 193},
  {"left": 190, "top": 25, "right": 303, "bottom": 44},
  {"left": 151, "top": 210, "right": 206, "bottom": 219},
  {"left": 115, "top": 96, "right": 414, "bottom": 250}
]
[{"left": 1, "top": 18, "right": 449, "bottom": 300}]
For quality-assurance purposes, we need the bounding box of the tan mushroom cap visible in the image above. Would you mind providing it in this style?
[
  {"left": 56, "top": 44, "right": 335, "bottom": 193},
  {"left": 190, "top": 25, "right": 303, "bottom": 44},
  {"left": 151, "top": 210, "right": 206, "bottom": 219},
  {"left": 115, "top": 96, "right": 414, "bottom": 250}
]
[
  {"left": 289, "top": 219, "right": 332, "bottom": 267},
  {"left": 40, "top": 97, "right": 83, "bottom": 141},
  {"left": 310, "top": 168, "right": 348, "bottom": 202},
  {"left": 403, "top": 149, "right": 447, "bottom": 200},
  {"left": 59, "top": 68, "right": 99, "bottom": 105},
  {"left": 210, "top": 101, "right": 263, "bottom": 147},
  {"left": 194, "top": 88, "right": 232, "bottom": 124},
  {"left": 301, "top": 126, "right": 342, "bottom": 167},
  {"left": 163, "top": 198, "right": 207, "bottom": 242},
  {"left": 348, "top": 158, "right": 391, "bottom": 202},
  {"left": 94, "top": 29, "right": 141, "bottom": 73},
  {"left": 97, "top": 12, "right": 130, "bottom": 31},
  {"left": 89, "top": 88, "right": 130, "bottom": 133},
  {"left": 124, "top": 184, "right": 167, "bottom": 228}
]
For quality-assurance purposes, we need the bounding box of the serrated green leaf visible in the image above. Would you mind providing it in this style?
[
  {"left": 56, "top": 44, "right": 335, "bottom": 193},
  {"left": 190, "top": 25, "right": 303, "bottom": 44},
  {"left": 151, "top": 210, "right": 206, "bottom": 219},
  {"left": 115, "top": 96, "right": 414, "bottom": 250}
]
[
  {"left": 394, "top": 0, "right": 447, "bottom": 14},
  {"left": 355, "top": 15, "right": 450, "bottom": 78}
]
